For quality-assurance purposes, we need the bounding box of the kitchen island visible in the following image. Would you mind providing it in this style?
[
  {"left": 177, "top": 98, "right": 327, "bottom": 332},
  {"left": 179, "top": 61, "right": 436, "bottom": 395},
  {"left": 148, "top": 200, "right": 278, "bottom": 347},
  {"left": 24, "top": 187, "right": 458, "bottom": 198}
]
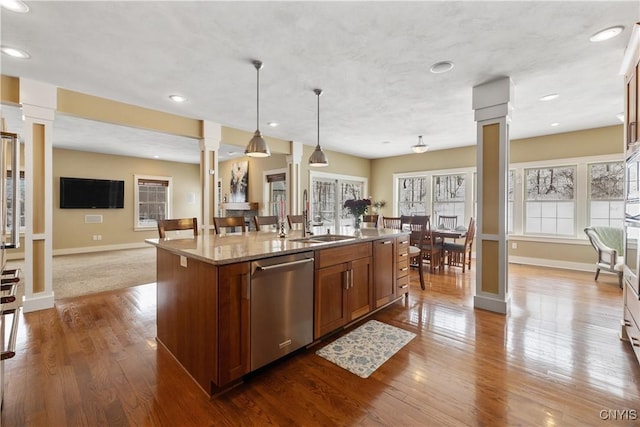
[{"left": 146, "top": 226, "right": 410, "bottom": 396}]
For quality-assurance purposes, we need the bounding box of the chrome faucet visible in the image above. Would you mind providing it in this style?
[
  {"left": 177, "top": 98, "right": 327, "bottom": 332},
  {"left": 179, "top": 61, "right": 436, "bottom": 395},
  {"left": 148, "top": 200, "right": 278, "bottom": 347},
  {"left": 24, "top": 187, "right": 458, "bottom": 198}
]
[{"left": 302, "top": 189, "right": 310, "bottom": 237}]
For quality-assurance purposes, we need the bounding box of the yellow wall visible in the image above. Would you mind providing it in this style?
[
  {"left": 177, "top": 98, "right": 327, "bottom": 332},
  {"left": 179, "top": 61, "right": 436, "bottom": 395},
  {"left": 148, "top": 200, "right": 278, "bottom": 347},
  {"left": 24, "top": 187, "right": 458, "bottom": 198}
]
[
  {"left": 371, "top": 125, "right": 624, "bottom": 265},
  {"left": 52, "top": 148, "right": 200, "bottom": 251}
]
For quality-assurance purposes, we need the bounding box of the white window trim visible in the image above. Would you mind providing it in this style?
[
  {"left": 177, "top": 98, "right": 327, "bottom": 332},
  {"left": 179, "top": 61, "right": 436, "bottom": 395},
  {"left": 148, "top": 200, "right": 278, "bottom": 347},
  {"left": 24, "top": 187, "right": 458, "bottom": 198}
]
[
  {"left": 134, "top": 174, "right": 173, "bottom": 231},
  {"left": 309, "top": 170, "right": 369, "bottom": 226}
]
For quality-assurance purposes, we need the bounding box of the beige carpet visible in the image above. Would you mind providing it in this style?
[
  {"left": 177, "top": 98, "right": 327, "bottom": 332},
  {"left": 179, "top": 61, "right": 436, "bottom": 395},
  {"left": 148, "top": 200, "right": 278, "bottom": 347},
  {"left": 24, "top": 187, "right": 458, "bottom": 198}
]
[{"left": 5, "top": 247, "right": 156, "bottom": 300}]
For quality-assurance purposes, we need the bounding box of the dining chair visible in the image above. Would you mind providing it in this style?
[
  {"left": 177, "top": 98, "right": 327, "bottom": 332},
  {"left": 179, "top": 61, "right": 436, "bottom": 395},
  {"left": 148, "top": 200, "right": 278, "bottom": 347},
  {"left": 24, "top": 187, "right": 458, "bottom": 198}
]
[
  {"left": 421, "top": 217, "right": 444, "bottom": 273},
  {"left": 213, "top": 216, "right": 246, "bottom": 234},
  {"left": 254, "top": 215, "right": 279, "bottom": 231},
  {"left": 407, "top": 215, "right": 429, "bottom": 289},
  {"left": 382, "top": 216, "right": 402, "bottom": 229},
  {"left": 157, "top": 217, "right": 198, "bottom": 238},
  {"left": 437, "top": 215, "right": 458, "bottom": 230},
  {"left": 287, "top": 214, "right": 304, "bottom": 230},
  {"left": 443, "top": 218, "right": 476, "bottom": 272},
  {"left": 400, "top": 215, "right": 413, "bottom": 230},
  {"left": 362, "top": 214, "right": 378, "bottom": 225}
]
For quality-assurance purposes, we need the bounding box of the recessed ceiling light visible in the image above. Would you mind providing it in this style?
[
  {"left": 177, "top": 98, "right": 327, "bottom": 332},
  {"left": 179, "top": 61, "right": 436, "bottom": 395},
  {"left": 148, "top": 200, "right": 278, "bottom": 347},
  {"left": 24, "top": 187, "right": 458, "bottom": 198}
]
[
  {"left": 0, "top": 46, "right": 30, "bottom": 59},
  {"left": 430, "top": 61, "right": 454, "bottom": 74},
  {"left": 267, "top": 121, "right": 278, "bottom": 127},
  {"left": 551, "top": 122, "right": 560, "bottom": 127},
  {"left": 616, "top": 112, "right": 625, "bottom": 123},
  {"left": 153, "top": 155, "right": 160, "bottom": 159},
  {"left": 382, "top": 141, "right": 391, "bottom": 144},
  {"left": 1, "top": 0, "right": 29, "bottom": 13},
  {"left": 539, "top": 93, "right": 559, "bottom": 101},
  {"left": 589, "top": 26, "right": 624, "bottom": 42},
  {"left": 168, "top": 94, "right": 186, "bottom": 103}
]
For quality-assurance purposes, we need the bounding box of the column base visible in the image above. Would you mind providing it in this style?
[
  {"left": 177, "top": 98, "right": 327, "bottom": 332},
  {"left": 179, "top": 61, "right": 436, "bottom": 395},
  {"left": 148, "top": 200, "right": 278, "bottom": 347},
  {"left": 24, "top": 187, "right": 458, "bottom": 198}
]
[
  {"left": 474, "top": 294, "right": 509, "bottom": 314},
  {"left": 22, "top": 292, "right": 55, "bottom": 313}
]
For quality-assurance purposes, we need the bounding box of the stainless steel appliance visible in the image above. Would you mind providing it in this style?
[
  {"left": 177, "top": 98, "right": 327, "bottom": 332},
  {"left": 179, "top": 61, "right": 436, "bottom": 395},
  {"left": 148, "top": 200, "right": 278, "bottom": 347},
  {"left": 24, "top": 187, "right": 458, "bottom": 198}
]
[
  {"left": 250, "top": 251, "right": 314, "bottom": 370},
  {"left": 626, "top": 150, "right": 640, "bottom": 295},
  {"left": 1, "top": 131, "right": 21, "bottom": 410}
]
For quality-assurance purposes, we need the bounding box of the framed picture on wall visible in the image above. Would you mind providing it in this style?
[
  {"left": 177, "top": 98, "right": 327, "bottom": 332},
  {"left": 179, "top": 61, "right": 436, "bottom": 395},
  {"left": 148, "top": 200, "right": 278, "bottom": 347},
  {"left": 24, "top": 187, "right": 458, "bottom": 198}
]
[{"left": 230, "top": 160, "right": 249, "bottom": 202}]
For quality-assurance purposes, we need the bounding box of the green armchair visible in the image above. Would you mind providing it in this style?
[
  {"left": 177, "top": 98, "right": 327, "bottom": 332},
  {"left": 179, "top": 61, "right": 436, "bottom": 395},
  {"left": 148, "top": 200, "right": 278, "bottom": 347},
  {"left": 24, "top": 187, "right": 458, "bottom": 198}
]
[{"left": 584, "top": 226, "right": 624, "bottom": 288}]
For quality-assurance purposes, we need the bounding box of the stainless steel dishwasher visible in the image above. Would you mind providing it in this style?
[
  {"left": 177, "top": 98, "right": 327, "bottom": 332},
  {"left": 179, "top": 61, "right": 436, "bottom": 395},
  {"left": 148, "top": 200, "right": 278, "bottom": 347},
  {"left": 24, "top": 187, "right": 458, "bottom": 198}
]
[{"left": 250, "top": 251, "right": 314, "bottom": 371}]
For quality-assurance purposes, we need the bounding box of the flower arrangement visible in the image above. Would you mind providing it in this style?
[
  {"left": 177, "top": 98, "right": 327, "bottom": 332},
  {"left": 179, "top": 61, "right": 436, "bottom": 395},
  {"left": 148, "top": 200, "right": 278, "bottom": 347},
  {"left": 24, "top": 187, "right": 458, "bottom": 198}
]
[
  {"left": 372, "top": 200, "right": 386, "bottom": 212},
  {"left": 343, "top": 198, "right": 371, "bottom": 218}
]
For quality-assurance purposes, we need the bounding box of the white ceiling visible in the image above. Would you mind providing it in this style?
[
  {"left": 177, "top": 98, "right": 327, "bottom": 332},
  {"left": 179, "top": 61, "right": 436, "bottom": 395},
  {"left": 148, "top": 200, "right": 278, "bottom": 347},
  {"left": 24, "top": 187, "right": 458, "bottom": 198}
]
[{"left": 1, "top": 1, "right": 638, "bottom": 164}]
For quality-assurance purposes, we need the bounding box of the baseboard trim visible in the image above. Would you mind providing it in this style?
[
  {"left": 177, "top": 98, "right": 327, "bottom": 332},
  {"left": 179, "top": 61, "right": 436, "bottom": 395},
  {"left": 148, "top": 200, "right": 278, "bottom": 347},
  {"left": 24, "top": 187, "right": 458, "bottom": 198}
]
[
  {"left": 53, "top": 242, "right": 151, "bottom": 256},
  {"left": 508, "top": 256, "right": 593, "bottom": 273},
  {"left": 22, "top": 292, "right": 55, "bottom": 313}
]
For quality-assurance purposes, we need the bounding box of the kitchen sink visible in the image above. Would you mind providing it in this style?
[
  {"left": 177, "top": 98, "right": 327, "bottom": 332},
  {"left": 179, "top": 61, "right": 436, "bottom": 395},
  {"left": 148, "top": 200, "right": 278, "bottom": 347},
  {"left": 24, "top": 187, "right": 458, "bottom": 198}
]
[{"left": 289, "top": 234, "right": 355, "bottom": 244}]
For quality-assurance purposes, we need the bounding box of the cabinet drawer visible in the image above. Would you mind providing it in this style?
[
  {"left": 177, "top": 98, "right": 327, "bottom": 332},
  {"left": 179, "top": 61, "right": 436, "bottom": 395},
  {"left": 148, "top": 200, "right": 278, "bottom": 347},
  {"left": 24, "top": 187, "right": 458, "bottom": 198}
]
[
  {"left": 397, "top": 256, "right": 409, "bottom": 277},
  {"left": 625, "top": 282, "right": 640, "bottom": 327},
  {"left": 624, "top": 307, "right": 640, "bottom": 364},
  {"left": 397, "top": 236, "right": 410, "bottom": 250},
  {"left": 316, "top": 242, "right": 372, "bottom": 269},
  {"left": 397, "top": 275, "right": 409, "bottom": 296}
]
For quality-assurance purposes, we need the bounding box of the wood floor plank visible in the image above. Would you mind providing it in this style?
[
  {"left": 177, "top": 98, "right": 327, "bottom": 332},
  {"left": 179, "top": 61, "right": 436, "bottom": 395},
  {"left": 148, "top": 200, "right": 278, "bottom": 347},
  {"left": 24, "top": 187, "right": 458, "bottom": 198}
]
[{"left": 2, "top": 265, "right": 640, "bottom": 426}]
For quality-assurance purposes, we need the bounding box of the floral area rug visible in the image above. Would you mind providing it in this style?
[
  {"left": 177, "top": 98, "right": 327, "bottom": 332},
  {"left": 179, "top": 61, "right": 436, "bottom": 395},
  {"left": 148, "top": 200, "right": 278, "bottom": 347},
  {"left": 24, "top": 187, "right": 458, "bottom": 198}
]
[{"left": 315, "top": 320, "right": 416, "bottom": 378}]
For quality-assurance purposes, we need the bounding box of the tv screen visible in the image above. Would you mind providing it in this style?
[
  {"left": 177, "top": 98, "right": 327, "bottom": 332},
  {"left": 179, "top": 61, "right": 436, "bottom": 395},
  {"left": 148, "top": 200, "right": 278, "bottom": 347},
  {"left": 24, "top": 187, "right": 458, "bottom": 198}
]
[{"left": 60, "top": 177, "right": 124, "bottom": 209}]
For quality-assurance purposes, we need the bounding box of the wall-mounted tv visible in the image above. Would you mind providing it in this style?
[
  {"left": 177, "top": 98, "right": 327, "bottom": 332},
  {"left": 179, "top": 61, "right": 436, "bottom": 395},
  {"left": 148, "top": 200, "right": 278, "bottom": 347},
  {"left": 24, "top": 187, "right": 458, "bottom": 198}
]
[{"left": 60, "top": 177, "right": 125, "bottom": 209}]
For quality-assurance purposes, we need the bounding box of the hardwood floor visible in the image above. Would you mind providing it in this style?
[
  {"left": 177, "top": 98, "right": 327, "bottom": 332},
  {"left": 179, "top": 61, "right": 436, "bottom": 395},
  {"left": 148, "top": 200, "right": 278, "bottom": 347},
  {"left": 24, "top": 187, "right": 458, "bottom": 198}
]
[{"left": 2, "top": 264, "right": 639, "bottom": 426}]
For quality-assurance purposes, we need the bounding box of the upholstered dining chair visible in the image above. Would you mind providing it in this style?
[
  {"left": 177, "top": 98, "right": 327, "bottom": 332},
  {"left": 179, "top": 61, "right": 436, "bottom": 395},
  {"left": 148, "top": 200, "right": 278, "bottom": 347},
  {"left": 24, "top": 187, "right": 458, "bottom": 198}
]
[
  {"left": 382, "top": 216, "right": 402, "bottom": 229},
  {"left": 213, "top": 216, "right": 246, "bottom": 234},
  {"left": 287, "top": 214, "right": 304, "bottom": 229},
  {"left": 444, "top": 218, "right": 476, "bottom": 272},
  {"left": 362, "top": 214, "right": 379, "bottom": 225},
  {"left": 407, "top": 215, "right": 429, "bottom": 290},
  {"left": 254, "top": 215, "right": 279, "bottom": 231},
  {"left": 421, "top": 217, "right": 444, "bottom": 273},
  {"left": 157, "top": 217, "right": 198, "bottom": 238}
]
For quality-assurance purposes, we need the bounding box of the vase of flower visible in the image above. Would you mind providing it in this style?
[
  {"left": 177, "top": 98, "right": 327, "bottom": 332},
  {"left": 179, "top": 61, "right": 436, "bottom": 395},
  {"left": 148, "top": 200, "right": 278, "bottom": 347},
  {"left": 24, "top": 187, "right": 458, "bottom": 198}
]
[{"left": 343, "top": 198, "right": 371, "bottom": 231}]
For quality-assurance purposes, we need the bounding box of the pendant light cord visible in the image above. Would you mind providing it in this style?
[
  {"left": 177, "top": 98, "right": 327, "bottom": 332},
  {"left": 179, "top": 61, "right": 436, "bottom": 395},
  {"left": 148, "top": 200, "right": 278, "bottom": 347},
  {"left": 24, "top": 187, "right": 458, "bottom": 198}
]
[
  {"left": 317, "top": 91, "right": 320, "bottom": 148},
  {"left": 256, "top": 64, "right": 260, "bottom": 131}
]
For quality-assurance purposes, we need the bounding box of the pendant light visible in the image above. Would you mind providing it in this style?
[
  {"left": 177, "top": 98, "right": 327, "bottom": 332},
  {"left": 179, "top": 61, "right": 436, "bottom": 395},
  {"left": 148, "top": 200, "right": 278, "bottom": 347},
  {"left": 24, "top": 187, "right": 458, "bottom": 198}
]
[
  {"left": 245, "top": 60, "right": 271, "bottom": 157},
  {"left": 412, "top": 135, "right": 429, "bottom": 154},
  {"left": 309, "top": 88, "right": 329, "bottom": 167}
]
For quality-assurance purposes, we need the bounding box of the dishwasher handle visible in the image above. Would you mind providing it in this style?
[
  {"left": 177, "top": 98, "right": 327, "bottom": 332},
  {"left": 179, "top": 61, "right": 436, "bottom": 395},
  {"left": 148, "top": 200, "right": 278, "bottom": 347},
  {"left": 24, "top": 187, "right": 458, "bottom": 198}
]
[{"left": 255, "top": 258, "right": 313, "bottom": 271}]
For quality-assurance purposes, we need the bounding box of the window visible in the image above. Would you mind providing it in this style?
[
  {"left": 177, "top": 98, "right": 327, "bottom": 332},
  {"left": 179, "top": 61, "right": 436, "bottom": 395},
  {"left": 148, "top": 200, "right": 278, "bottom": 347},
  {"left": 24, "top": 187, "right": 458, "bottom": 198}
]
[
  {"left": 265, "top": 171, "right": 286, "bottom": 217},
  {"left": 433, "top": 174, "right": 465, "bottom": 225},
  {"left": 6, "top": 170, "right": 25, "bottom": 232},
  {"left": 398, "top": 177, "right": 428, "bottom": 215},
  {"left": 508, "top": 170, "right": 514, "bottom": 233},
  {"left": 588, "top": 161, "right": 624, "bottom": 228},
  {"left": 310, "top": 172, "right": 367, "bottom": 228},
  {"left": 135, "top": 175, "right": 171, "bottom": 229},
  {"left": 524, "top": 166, "right": 575, "bottom": 236}
]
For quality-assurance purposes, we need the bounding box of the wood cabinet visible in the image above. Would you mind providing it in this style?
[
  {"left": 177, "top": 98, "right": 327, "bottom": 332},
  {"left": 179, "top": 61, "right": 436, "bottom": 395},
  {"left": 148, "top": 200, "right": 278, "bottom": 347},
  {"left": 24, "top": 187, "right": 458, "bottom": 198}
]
[
  {"left": 156, "top": 249, "right": 219, "bottom": 394},
  {"left": 396, "top": 235, "right": 410, "bottom": 297},
  {"left": 314, "top": 242, "right": 372, "bottom": 339},
  {"left": 156, "top": 248, "right": 250, "bottom": 394},
  {"left": 373, "top": 237, "right": 396, "bottom": 308},
  {"left": 218, "top": 262, "right": 250, "bottom": 386},
  {"left": 623, "top": 282, "right": 640, "bottom": 362},
  {"left": 624, "top": 23, "right": 640, "bottom": 153}
]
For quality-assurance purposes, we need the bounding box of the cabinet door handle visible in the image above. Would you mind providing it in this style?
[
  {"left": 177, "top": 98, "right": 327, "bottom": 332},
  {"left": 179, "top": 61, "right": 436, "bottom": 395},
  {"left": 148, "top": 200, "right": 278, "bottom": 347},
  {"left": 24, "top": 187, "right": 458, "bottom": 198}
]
[
  {"left": 630, "top": 121, "right": 637, "bottom": 146},
  {"left": 349, "top": 269, "right": 354, "bottom": 289},
  {"left": 380, "top": 240, "right": 391, "bottom": 245},
  {"left": 1, "top": 308, "right": 20, "bottom": 361},
  {"left": 399, "top": 284, "right": 408, "bottom": 290},
  {"left": 399, "top": 240, "right": 409, "bottom": 245},
  {"left": 343, "top": 270, "right": 349, "bottom": 290},
  {"left": 625, "top": 320, "right": 632, "bottom": 327},
  {"left": 400, "top": 267, "right": 408, "bottom": 272},
  {"left": 399, "top": 253, "right": 408, "bottom": 258},
  {"left": 631, "top": 337, "right": 640, "bottom": 347}
]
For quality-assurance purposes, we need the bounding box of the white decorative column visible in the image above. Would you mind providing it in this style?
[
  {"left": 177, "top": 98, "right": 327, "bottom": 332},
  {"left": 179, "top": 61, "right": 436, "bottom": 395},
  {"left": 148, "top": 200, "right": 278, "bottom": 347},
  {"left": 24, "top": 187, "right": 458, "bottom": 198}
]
[
  {"left": 20, "top": 78, "right": 56, "bottom": 312},
  {"left": 287, "top": 141, "right": 302, "bottom": 214},
  {"left": 472, "top": 77, "right": 513, "bottom": 314},
  {"left": 200, "top": 121, "right": 221, "bottom": 233}
]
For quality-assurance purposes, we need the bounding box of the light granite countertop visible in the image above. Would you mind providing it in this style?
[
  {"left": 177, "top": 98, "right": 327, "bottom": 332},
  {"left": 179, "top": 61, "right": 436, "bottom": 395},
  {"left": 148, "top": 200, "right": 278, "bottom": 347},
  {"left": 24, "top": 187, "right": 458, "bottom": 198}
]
[{"left": 145, "top": 226, "right": 408, "bottom": 266}]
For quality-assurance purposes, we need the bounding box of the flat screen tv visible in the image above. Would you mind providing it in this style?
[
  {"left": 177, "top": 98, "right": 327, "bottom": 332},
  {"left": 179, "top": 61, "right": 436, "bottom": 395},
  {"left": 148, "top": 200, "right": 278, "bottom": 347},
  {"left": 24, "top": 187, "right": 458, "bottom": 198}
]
[{"left": 60, "top": 177, "right": 125, "bottom": 209}]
